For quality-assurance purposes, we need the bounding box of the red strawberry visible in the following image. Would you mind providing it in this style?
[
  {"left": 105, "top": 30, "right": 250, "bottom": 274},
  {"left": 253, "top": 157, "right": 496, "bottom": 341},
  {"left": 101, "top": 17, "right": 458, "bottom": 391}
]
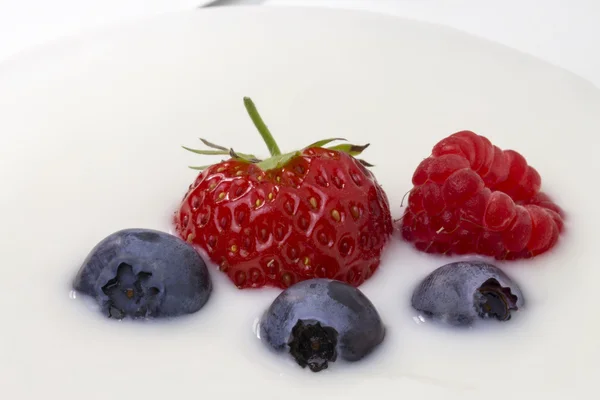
[
  {"left": 401, "top": 130, "right": 564, "bottom": 260},
  {"left": 174, "top": 98, "right": 393, "bottom": 289}
]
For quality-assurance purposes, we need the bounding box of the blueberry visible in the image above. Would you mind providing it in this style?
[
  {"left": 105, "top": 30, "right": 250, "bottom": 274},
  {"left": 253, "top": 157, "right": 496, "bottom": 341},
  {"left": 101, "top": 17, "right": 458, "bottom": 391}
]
[
  {"left": 73, "top": 228, "right": 212, "bottom": 319},
  {"left": 259, "top": 279, "right": 385, "bottom": 372},
  {"left": 411, "top": 261, "right": 524, "bottom": 326}
]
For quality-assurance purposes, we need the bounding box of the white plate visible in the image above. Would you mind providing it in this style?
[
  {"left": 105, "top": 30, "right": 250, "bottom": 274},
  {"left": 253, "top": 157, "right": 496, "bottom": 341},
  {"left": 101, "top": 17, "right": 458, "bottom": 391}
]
[
  {"left": 1, "top": 6, "right": 599, "bottom": 399},
  {"left": 0, "top": 0, "right": 209, "bottom": 61}
]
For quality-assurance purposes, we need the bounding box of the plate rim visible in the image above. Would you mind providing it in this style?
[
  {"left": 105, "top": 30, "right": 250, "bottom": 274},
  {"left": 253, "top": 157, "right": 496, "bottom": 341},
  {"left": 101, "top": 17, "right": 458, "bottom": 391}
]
[{"left": 0, "top": 5, "right": 597, "bottom": 92}]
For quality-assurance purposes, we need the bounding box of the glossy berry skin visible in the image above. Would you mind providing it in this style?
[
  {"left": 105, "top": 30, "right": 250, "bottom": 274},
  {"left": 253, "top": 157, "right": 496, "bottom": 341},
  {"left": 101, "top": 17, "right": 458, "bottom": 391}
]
[
  {"left": 401, "top": 130, "right": 564, "bottom": 260},
  {"left": 412, "top": 261, "right": 524, "bottom": 326},
  {"left": 260, "top": 278, "right": 385, "bottom": 372},
  {"left": 73, "top": 229, "right": 212, "bottom": 319},
  {"left": 175, "top": 147, "right": 393, "bottom": 289}
]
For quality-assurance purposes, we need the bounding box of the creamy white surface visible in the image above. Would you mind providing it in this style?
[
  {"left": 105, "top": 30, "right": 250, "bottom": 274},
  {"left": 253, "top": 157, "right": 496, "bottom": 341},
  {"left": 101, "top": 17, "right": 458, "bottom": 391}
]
[{"left": 0, "top": 7, "right": 599, "bottom": 400}]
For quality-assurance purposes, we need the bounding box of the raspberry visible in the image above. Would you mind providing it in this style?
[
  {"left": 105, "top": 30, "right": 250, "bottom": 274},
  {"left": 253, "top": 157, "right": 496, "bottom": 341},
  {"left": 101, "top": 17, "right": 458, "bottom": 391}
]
[{"left": 401, "top": 130, "right": 564, "bottom": 260}]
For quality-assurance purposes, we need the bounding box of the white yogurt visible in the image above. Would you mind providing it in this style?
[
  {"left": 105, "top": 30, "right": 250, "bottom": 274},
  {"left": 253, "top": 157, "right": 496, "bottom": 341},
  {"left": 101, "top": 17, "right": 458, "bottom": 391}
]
[{"left": 0, "top": 8, "right": 599, "bottom": 400}]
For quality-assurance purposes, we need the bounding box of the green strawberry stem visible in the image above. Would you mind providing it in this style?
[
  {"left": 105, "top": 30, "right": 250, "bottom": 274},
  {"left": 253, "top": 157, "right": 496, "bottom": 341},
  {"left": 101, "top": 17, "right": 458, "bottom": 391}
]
[
  {"left": 184, "top": 97, "right": 373, "bottom": 170},
  {"left": 243, "top": 97, "right": 282, "bottom": 157}
]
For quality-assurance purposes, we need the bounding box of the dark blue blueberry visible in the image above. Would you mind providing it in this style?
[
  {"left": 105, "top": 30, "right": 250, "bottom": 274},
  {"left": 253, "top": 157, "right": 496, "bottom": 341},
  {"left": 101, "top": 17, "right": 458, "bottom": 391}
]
[
  {"left": 259, "top": 279, "right": 385, "bottom": 372},
  {"left": 411, "top": 261, "right": 524, "bottom": 326},
  {"left": 73, "top": 228, "right": 212, "bottom": 319}
]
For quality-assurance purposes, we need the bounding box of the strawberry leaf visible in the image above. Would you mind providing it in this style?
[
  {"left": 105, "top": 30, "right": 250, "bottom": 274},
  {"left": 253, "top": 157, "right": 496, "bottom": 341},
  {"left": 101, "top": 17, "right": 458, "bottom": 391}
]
[
  {"left": 182, "top": 146, "right": 229, "bottom": 156},
  {"left": 257, "top": 151, "right": 301, "bottom": 170},
  {"left": 327, "top": 143, "right": 370, "bottom": 156},
  {"left": 305, "top": 138, "right": 347, "bottom": 149},
  {"left": 229, "top": 148, "right": 261, "bottom": 163},
  {"left": 199, "top": 138, "right": 228, "bottom": 151}
]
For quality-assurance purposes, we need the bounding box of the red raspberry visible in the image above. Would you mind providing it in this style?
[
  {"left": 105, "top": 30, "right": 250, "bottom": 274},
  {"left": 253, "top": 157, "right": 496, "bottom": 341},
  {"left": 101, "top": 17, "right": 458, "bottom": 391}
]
[{"left": 401, "top": 130, "right": 565, "bottom": 260}]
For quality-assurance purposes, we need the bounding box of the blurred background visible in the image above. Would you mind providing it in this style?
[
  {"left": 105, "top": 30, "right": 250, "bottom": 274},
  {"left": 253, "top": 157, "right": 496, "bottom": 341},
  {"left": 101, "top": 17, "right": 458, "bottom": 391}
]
[{"left": 0, "top": 0, "right": 598, "bottom": 87}]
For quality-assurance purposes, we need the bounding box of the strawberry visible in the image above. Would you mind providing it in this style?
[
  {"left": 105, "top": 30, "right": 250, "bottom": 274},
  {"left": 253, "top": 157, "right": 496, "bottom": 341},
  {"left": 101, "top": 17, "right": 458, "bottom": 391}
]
[
  {"left": 174, "top": 98, "right": 393, "bottom": 289},
  {"left": 401, "top": 130, "right": 564, "bottom": 260}
]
